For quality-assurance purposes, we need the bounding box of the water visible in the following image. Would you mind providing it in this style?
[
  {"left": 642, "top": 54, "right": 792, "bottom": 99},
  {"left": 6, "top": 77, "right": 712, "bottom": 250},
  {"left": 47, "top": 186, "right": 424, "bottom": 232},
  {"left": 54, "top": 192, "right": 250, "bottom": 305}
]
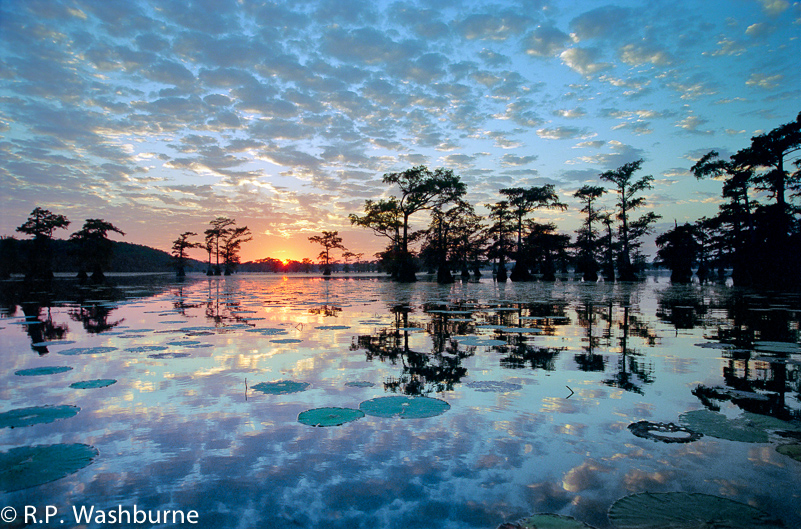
[{"left": 1, "top": 274, "right": 799, "bottom": 528}]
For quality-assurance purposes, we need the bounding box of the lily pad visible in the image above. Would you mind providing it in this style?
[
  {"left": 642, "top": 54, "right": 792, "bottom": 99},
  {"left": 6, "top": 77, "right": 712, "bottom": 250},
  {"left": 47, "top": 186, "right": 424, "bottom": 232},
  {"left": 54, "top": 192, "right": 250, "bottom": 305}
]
[
  {"left": 15, "top": 366, "right": 73, "bottom": 376},
  {"left": 679, "top": 409, "right": 767, "bottom": 443},
  {"left": 315, "top": 325, "right": 351, "bottom": 330},
  {"left": 252, "top": 380, "right": 310, "bottom": 395},
  {"left": 608, "top": 492, "right": 786, "bottom": 528},
  {"left": 0, "top": 443, "right": 99, "bottom": 492},
  {"left": 125, "top": 345, "right": 169, "bottom": 353},
  {"left": 270, "top": 338, "right": 302, "bottom": 344},
  {"left": 359, "top": 396, "right": 450, "bottom": 419},
  {"left": 298, "top": 407, "right": 365, "bottom": 427},
  {"left": 245, "top": 328, "right": 287, "bottom": 335},
  {"left": 70, "top": 379, "right": 117, "bottom": 389},
  {"left": 0, "top": 405, "right": 80, "bottom": 428},
  {"left": 500, "top": 513, "right": 597, "bottom": 528},
  {"left": 679, "top": 409, "right": 801, "bottom": 444},
  {"left": 345, "top": 381, "right": 375, "bottom": 388},
  {"left": 466, "top": 380, "right": 523, "bottom": 393},
  {"left": 628, "top": 421, "right": 702, "bottom": 443},
  {"left": 148, "top": 352, "right": 190, "bottom": 359},
  {"left": 59, "top": 346, "right": 118, "bottom": 356},
  {"left": 776, "top": 443, "right": 801, "bottom": 462},
  {"left": 31, "top": 340, "right": 76, "bottom": 347}
]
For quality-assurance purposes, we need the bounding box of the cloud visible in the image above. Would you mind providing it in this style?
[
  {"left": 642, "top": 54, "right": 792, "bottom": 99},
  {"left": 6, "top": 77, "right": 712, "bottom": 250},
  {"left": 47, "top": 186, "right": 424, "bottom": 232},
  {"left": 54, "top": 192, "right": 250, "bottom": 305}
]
[
  {"left": 537, "top": 126, "right": 589, "bottom": 140},
  {"left": 560, "top": 47, "right": 614, "bottom": 77},
  {"left": 675, "top": 115, "right": 713, "bottom": 135},
  {"left": 456, "top": 12, "right": 531, "bottom": 41},
  {"left": 757, "top": 0, "right": 790, "bottom": 16},
  {"left": 500, "top": 154, "right": 538, "bottom": 166},
  {"left": 570, "top": 6, "right": 633, "bottom": 41},
  {"left": 554, "top": 108, "right": 586, "bottom": 119},
  {"left": 745, "top": 73, "right": 783, "bottom": 90},
  {"left": 523, "top": 25, "right": 571, "bottom": 57},
  {"left": 618, "top": 43, "right": 674, "bottom": 66}
]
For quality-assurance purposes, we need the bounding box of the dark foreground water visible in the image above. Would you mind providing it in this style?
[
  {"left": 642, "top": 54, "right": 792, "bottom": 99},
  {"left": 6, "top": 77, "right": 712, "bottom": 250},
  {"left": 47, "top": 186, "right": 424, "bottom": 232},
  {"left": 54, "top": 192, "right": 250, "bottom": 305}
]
[{"left": 1, "top": 273, "right": 799, "bottom": 528}]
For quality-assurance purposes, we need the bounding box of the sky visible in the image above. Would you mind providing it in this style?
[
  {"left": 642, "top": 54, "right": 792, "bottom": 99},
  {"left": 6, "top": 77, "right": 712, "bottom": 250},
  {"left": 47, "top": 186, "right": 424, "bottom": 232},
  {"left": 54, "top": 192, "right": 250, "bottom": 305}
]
[{"left": 1, "top": 0, "right": 799, "bottom": 264}]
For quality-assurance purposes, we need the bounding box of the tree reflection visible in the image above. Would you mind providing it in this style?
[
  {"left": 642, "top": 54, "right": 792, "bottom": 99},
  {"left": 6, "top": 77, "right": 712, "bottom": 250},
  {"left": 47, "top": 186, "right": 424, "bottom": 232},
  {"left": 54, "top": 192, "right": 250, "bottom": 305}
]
[
  {"left": 493, "top": 335, "right": 563, "bottom": 370},
  {"left": 574, "top": 300, "right": 606, "bottom": 372},
  {"left": 655, "top": 284, "right": 708, "bottom": 330},
  {"left": 693, "top": 290, "right": 801, "bottom": 421},
  {"left": 351, "top": 303, "right": 471, "bottom": 396},
  {"left": 600, "top": 295, "right": 656, "bottom": 395}
]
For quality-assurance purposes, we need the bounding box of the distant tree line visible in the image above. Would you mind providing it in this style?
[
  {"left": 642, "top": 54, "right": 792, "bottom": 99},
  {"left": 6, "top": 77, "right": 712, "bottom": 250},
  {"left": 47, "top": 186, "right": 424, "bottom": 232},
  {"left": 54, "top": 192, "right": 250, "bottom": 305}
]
[{"left": 351, "top": 113, "right": 801, "bottom": 288}]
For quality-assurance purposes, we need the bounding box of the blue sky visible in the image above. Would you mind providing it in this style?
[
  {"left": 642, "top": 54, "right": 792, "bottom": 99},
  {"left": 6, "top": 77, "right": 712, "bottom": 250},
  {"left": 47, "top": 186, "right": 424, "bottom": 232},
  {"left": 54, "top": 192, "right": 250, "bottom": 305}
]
[{"left": 1, "top": 0, "right": 799, "bottom": 262}]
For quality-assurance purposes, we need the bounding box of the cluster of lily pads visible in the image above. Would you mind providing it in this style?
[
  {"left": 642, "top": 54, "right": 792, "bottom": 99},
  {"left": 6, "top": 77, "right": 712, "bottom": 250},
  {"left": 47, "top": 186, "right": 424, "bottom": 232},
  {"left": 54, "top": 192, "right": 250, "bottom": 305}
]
[
  {"left": 250, "top": 379, "right": 452, "bottom": 427},
  {"left": 0, "top": 404, "right": 98, "bottom": 492},
  {"left": 498, "top": 491, "right": 788, "bottom": 528}
]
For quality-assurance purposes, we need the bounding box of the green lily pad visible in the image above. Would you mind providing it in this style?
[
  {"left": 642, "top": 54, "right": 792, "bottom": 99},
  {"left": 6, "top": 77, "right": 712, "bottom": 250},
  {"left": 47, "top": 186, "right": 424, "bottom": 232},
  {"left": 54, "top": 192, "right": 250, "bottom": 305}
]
[
  {"left": 245, "top": 328, "right": 288, "bottom": 335},
  {"left": 148, "top": 352, "right": 190, "bottom": 359},
  {"left": 252, "top": 380, "right": 310, "bottom": 395},
  {"left": 0, "top": 444, "right": 99, "bottom": 492},
  {"left": 501, "top": 513, "right": 597, "bottom": 528},
  {"left": 0, "top": 405, "right": 80, "bottom": 428},
  {"left": 679, "top": 409, "right": 800, "bottom": 444},
  {"left": 15, "top": 366, "right": 73, "bottom": 376},
  {"left": 70, "top": 379, "right": 117, "bottom": 389},
  {"left": 776, "top": 443, "right": 801, "bottom": 462},
  {"left": 315, "top": 325, "right": 351, "bottom": 330},
  {"left": 59, "top": 346, "right": 118, "bottom": 356},
  {"left": 359, "top": 396, "right": 451, "bottom": 419},
  {"left": 298, "top": 407, "right": 365, "bottom": 427},
  {"left": 608, "top": 492, "right": 786, "bottom": 528},
  {"left": 345, "top": 381, "right": 375, "bottom": 388},
  {"left": 125, "top": 345, "right": 169, "bottom": 353},
  {"left": 31, "top": 340, "right": 77, "bottom": 347},
  {"left": 467, "top": 380, "right": 523, "bottom": 393}
]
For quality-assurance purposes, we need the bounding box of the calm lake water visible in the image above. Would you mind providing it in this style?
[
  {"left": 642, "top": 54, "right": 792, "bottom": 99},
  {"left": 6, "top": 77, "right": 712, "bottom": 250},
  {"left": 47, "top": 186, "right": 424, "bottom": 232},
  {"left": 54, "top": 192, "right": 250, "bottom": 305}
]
[{"left": 1, "top": 273, "right": 800, "bottom": 528}]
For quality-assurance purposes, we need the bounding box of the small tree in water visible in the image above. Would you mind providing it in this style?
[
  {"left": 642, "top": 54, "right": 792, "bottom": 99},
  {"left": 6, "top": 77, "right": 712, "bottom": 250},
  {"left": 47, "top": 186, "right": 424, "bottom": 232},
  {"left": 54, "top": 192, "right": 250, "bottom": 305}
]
[
  {"left": 16, "top": 207, "right": 70, "bottom": 282},
  {"left": 600, "top": 160, "right": 660, "bottom": 281},
  {"left": 655, "top": 223, "right": 701, "bottom": 284},
  {"left": 379, "top": 166, "right": 466, "bottom": 282},
  {"left": 70, "top": 219, "right": 125, "bottom": 283},
  {"left": 500, "top": 185, "right": 566, "bottom": 281},
  {"left": 574, "top": 185, "right": 606, "bottom": 282},
  {"left": 204, "top": 217, "right": 235, "bottom": 275},
  {"left": 308, "top": 231, "right": 347, "bottom": 276},
  {"left": 172, "top": 232, "right": 202, "bottom": 278},
  {"left": 221, "top": 226, "right": 252, "bottom": 275}
]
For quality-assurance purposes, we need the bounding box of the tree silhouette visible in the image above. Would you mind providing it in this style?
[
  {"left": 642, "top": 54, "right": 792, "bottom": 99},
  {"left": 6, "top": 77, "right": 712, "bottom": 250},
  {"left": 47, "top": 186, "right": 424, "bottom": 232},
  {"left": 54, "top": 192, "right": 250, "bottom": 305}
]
[
  {"left": 600, "top": 160, "right": 660, "bottom": 281},
  {"left": 574, "top": 185, "right": 606, "bottom": 282},
  {"left": 221, "top": 225, "right": 252, "bottom": 275},
  {"left": 377, "top": 165, "right": 466, "bottom": 282},
  {"left": 16, "top": 207, "right": 70, "bottom": 281},
  {"left": 655, "top": 222, "right": 701, "bottom": 283},
  {"left": 499, "top": 185, "right": 566, "bottom": 281},
  {"left": 308, "top": 231, "right": 346, "bottom": 276},
  {"left": 69, "top": 219, "right": 125, "bottom": 283},
  {"left": 486, "top": 200, "right": 516, "bottom": 282},
  {"left": 204, "top": 217, "right": 235, "bottom": 275},
  {"left": 691, "top": 150, "right": 755, "bottom": 285},
  {"left": 172, "top": 232, "right": 202, "bottom": 278}
]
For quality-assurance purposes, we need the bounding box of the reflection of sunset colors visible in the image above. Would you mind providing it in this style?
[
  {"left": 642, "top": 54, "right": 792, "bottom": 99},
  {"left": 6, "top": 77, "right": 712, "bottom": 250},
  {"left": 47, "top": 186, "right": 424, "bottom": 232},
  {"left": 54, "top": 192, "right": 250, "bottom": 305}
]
[{"left": 1, "top": 275, "right": 799, "bottom": 528}]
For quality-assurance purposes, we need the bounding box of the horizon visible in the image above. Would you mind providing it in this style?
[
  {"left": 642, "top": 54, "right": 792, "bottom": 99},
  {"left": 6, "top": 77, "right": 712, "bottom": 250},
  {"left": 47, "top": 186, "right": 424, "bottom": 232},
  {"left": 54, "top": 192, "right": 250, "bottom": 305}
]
[{"left": 1, "top": 1, "right": 799, "bottom": 262}]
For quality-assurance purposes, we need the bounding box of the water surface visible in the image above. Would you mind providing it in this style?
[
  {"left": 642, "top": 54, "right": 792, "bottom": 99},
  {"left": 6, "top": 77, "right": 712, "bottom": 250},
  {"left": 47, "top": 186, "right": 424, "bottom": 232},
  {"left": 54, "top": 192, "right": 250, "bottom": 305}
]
[{"left": 1, "top": 274, "right": 799, "bottom": 528}]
